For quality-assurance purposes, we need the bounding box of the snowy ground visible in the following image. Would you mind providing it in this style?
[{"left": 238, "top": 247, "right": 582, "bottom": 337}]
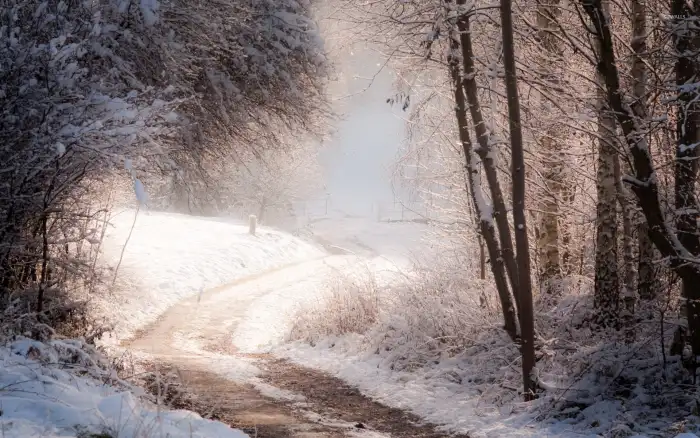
[
  {"left": 0, "top": 338, "right": 248, "bottom": 438},
  {"left": 271, "top": 214, "right": 700, "bottom": 438},
  {"left": 97, "top": 209, "right": 324, "bottom": 343},
  {"left": 298, "top": 214, "right": 432, "bottom": 261},
  {"left": 1, "top": 210, "right": 329, "bottom": 438},
  {"left": 9, "top": 210, "right": 694, "bottom": 438}
]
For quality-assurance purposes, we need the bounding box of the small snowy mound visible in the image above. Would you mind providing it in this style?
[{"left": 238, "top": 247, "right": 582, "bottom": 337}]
[
  {"left": 0, "top": 338, "right": 248, "bottom": 437},
  {"left": 98, "top": 210, "right": 324, "bottom": 342}
]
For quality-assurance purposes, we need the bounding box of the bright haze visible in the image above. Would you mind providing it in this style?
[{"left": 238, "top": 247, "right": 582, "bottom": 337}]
[{"left": 319, "top": 47, "right": 407, "bottom": 217}]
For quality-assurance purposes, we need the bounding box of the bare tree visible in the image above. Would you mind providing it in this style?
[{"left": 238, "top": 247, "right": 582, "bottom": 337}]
[
  {"left": 580, "top": 0, "right": 700, "bottom": 355},
  {"left": 447, "top": 7, "right": 519, "bottom": 340},
  {"left": 455, "top": 3, "right": 521, "bottom": 317},
  {"left": 501, "top": 0, "right": 536, "bottom": 399}
]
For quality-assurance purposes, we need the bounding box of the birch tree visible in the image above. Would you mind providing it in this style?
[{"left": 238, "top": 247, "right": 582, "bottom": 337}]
[
  {"left": 533, "top": 0, "right": 564, "bottom": 296},
  {"left": 591, "top": 0, "right": 620, "bottom": 327}
]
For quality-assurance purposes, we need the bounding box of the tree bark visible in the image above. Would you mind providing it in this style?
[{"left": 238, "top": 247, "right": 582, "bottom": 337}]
[
  {"left": 534, "top": 0, "right": 564, "bottom": 296},
  {"left": 592, "top": 0, "right": 620, "bottom": 328},
  {"left": 447, "top": 21, "right": 519, "bottom": 341},
  {"left": 637, "top": 220, "right": 657, "bottom": 300},
  {"left": 456, "top": 7, "right": 521, "bottom": 315},
  {"left": 501, "top": 0, "right": 537, "bottom": 399},
  {"left": 561, "top": 186, "right": 576, "bottom": 276},
  {"left": 615, "top": 154, "right": 636, "bottom": 336},
  {"left": 593, "top": 101, "right": 620, "bottom": 325},
  {"left": 629, "top": 0, "right": 655, "bottom": 303}
]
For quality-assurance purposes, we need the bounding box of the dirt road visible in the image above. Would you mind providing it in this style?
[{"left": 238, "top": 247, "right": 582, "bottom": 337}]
[{"left": 125, "top": 258, "right": 466, "bottom": 438}]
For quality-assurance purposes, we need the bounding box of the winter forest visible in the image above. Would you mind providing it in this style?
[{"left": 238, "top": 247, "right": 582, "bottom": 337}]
[{"left": 2, "top": 0, "right": 700, "bottom": 437}]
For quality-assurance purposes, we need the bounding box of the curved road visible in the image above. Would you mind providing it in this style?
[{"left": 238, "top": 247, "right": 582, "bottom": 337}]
[{"left": 125, "top": 254, "right": 461, "bottom": 438}]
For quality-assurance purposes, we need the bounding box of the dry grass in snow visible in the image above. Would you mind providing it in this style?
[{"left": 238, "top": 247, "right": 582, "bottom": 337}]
[{"left": 289, "top": 263, "right": 383, "bottom": 344}]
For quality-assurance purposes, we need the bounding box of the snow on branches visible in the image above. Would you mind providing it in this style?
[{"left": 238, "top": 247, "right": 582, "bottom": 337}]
[{"left": 0, "top": 0, "right": 329, "bottom": 297}]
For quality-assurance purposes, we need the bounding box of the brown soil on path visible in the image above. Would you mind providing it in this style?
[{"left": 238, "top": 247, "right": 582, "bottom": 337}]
[
  {"left": 260, "top": 358, "right": 471, "bottom": 438},
  {"left": 125, "top": 257, "right": 469, "bottom": 438},
  {"left": 139, "top": 354, "right": 469, "bottom": 438},
  {"left": 140, "top": 361, "right": 349, "bottom": 438}
]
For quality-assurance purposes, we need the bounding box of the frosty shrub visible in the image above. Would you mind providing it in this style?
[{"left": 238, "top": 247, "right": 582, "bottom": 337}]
[
  {"left": 288, "top": 264, "right": 383, "bottom": 344},
  {"left": 288, "top": 256, "right": 502, "bottom": 366},
  {"left": 361, "top": 260, "right": 504, "bottom": 372}
]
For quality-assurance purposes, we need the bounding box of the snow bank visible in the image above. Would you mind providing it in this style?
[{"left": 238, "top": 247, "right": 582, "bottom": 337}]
[
  {"left": 98, "top": 210, "right": 324, "bottom": 342},
  {"left": 278, "top": 336, "right": 700, "bottom": 438},
  {"left": 0, "top": 338, "right": 248, "bottom": 437}
]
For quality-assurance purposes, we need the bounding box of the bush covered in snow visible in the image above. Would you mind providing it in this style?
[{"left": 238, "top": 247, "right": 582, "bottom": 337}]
[{"left": 289, "top": 263, "right": 384, "bottom": 343}]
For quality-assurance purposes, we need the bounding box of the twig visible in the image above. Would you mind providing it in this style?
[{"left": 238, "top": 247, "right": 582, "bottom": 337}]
[{"left": 110, "top": 205, "right": 140, "bottom": 291}]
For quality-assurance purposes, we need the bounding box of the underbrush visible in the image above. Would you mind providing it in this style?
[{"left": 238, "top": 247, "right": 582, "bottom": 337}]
[
  {"left": 1, "top": 286, "right": 111, "bottom": 344},
  {"left": 286, "top": 263, "right": 700, "bottom": 437},
  {"left": 289, "top": 263, "right": 384, "bottom": 344}
]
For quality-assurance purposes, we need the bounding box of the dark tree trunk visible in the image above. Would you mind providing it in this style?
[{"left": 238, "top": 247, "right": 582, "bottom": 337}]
[
  {"left": 447, "top": 16, "right": 519, "bottom": 341},
  {"left": 629, "top": 0, "right": 657, "bottom": 304},
  {"left": 500, "top": 0, "right": 536, "bottom": 400},
  {"left": 456, "top": 7, "right": 521, "bottom": 315}
]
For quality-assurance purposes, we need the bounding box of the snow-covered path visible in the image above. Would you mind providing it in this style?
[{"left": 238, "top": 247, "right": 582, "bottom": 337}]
[
  {"left": 109, "top": 212, "right": 456, "bottom": 437},
  {"left": 128, "top": 256, "right": 348, "bottom": 356},
  {"left": 124, "top": 254, "right": 460, "bottom": 437}
]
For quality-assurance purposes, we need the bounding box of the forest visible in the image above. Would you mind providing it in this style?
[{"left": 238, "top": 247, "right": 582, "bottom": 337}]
[{"left": 2, "top": 0, "right": 700, "bottom": 436}]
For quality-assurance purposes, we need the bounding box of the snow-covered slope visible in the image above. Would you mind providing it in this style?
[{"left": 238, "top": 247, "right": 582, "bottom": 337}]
[
  {"left": 1, "top": 210, "right": 336, "bottom": 438},
  {"left": 0, "top": 338, "right": 248, "bottom": 438},
  {"left": 98, "top": 210, "right": 324, "bottom": 343}
]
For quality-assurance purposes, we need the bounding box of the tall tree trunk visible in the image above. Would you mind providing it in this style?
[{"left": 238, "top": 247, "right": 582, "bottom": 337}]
[
  {"left": 594, "top": 100, "right": 620, "bottom": 327},
  {"left": 456, "top": 7, "right": 521, "bottom": 315},
  {"left": 629, "top": 0, "right": 656, "bottom": 302},
  {"left": 672, "top": 0, "right": 700, "bottom": 351},
  {"left": 580, "top": 0, "right": 700, "bottom": 356},
  {"left": 592, "top": 0, "right": 620, "bottom": 328},
  {"left": 534, "top": 0, "right": 564, "bottom": 296},
  {"left": 447, "top": 21, "right": 519, "bottom": 341},
  {"left": 616, "top": 0, "right": 645, "bottom": 323},
  {"left": 615, "top": 154, "right": 636, "bottom": 336},
  {"left": 637, "top": 220, "right": 657, "bottom": 300},
  {"left": 500, "top": 0, "right": 536, "bottom": 399}
]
